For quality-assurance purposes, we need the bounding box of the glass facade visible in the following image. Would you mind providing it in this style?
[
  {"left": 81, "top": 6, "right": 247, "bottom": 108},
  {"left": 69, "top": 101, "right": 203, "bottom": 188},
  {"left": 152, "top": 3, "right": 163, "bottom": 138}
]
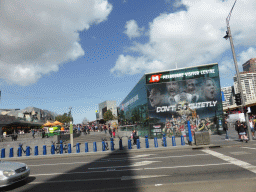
[
  {"left": 119, "top": 76, "right": 149, "bottom": 137},
  {"left": 120, "top": 63, "right": 223, "bottom": 139}
]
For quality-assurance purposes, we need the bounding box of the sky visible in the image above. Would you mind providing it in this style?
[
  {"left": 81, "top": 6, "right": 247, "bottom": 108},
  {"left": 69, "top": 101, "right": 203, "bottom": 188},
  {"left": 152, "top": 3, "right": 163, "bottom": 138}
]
[{"left": 0, "top": 0, "right": 256, "bottom": 123}]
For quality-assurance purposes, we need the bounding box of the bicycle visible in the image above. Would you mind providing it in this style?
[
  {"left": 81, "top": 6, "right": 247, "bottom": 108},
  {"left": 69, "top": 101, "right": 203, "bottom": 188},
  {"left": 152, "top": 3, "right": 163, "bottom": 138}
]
[
  {"left": 17, "top": 143, "right": 32, "bottom": 156},
  {"left": 52, "top": 141, "right": 68, "bottom": 154},
  {"left": 102, "top": 138, "right": 109, "bottom": 150}
]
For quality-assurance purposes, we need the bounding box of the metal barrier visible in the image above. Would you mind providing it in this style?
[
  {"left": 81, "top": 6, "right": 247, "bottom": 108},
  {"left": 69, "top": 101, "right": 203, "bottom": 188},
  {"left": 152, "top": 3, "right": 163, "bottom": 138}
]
[{"left": 172, "top": 136, "right": 176, "bottom": 146}]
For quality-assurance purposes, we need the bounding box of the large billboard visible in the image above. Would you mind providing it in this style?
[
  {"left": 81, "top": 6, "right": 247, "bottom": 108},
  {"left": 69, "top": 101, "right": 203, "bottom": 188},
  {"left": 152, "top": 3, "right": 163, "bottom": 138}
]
[{"left": 146, "top": 63, "right": 223, "bottom": 137}]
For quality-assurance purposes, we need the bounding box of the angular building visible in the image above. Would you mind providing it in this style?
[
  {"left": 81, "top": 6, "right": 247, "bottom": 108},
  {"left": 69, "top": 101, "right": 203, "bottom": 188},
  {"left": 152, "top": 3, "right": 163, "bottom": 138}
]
[
  {"left": 120, "top": 63, "right": 223, "bottom": 138},
  {"left": 97, "top": 101, "right": 117, "bottom": 124},
  {"left": 242, "top": 58, "right": 256, "bottom": 72}
]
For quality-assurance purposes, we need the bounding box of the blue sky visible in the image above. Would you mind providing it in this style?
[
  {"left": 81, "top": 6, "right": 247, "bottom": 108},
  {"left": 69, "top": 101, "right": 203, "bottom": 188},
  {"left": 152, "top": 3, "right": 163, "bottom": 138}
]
[{"left": 0, "top": 0, "right": 255, "bottom": 123}]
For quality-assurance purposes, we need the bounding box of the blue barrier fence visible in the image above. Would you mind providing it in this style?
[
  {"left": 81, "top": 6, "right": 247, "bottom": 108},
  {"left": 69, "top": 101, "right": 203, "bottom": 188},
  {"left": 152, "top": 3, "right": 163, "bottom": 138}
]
[{"left": 0, "top": 136, "right": 188, "bottom": 158}]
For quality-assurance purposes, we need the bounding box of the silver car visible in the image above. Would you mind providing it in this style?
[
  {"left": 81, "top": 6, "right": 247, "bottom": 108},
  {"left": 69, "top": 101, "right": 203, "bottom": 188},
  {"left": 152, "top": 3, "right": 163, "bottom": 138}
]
[{"left": 0, "top": 161, "right": 30, "bottom": 187}]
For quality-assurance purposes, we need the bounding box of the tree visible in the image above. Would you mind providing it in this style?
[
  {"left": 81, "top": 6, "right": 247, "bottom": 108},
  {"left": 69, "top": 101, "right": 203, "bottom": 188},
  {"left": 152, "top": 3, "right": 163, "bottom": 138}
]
[
  {"left": 82, "top": 117, "right": 89, "bottom": 125},
  {"left": 103, "top": 110, "right": 114, "bottom": 122},
  {"left": 55, "top": 113, "right": 73, "bottom": 124}
]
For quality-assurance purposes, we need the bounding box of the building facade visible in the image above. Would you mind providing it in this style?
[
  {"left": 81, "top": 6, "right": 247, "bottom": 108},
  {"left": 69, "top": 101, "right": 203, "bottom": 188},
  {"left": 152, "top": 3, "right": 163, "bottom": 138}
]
[
  {"left": 221, "top": 86, "right": 233, "bottom": 108},
  {"left": 98, "top": 100, "right": 118, "bottom": 123},
  {"left": 242, "top": 58, "right": 256, "bottom": 72},
  {"left": 234, "top": 72, "right": 256, "bottom": 102},
  {"left": 120, "top": 63, "right": 224, "bottom": 138}
]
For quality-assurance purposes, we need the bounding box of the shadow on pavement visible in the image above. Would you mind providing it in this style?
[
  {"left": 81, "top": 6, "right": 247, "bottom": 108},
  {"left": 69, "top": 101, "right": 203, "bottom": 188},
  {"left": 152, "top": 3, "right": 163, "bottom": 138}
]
[{"left": 4, "top": 148, "right": 139, "bottom": 192}]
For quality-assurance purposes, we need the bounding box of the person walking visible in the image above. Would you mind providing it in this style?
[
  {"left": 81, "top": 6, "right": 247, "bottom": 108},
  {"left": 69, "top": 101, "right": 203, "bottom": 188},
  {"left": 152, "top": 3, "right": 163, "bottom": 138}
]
[
  {"left": 109, "top": 127, "right": 112, "bottom": 137},
  {"left": 249, "top": 119, "right": 255, "bottom": 139},
  {"left": 32, "top": 129, "right": 35, "bottom": 138},
  {"left": 238, "top": 121, "right": 248, "bottom": 142},
  {"left": 223, "top": 117, "right": 229, "bottom": 140},
  {"left": 112, "top": 128, "right": 116, "bottom": 138}
]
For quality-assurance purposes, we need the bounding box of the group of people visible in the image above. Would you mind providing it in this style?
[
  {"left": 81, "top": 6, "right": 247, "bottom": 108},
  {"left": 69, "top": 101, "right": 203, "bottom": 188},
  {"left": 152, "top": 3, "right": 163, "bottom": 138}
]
[
  {"left": 163, "top": 115, "right": 215, "bottom": 137},
  {"left": 148, "top": 78, "right": 218, "bottom": 108}
]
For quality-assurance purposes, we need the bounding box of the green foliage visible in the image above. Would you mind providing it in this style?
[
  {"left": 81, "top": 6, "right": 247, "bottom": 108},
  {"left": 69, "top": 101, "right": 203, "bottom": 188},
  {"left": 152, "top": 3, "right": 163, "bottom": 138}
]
[
  {"left": 55, "top": 113, "right": 73, "bottom": 124},
  {"left": 103, "top": 110, "right": 114, "bottom": 122}
]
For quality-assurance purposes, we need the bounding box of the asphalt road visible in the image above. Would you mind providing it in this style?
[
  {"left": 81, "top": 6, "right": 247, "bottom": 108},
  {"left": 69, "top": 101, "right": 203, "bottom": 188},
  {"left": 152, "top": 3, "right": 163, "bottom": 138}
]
[{"left": 2, "top": 143, "right": 256, "bottom": 192}]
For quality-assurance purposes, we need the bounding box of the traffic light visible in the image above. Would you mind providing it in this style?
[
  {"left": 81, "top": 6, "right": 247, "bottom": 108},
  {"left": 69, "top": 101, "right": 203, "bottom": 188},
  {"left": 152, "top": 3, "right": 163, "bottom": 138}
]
[{"left": 235, "top": 93, "right": 242, "bottom": 105}]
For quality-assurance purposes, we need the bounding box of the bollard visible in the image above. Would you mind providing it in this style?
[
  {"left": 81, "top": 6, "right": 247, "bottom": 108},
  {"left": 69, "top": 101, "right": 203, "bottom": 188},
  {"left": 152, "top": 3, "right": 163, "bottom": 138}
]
[
  {"left": 93, "top": 142, "right": 97, "bottom": 152},
  {"left": 128, "top": 139, "right": 132, "bottom": 149},
  {"left": 119, "top": 137, "right": 123, "bottom": 150},
  {"left": 60, "top": 143, "right": 63, "bottom": 154},
  {"left": 110, "top": 138, "right": 114, "bottom": 151},
  {"left": 172, "top": 136, "right": 176, "bottom": 146},
  {"left": 163, "top": 134, "right": 167, "bottom": 147},
  {"left": 68, "top": 143, "right": 72, "bottom": 153},
  {"left": 18, "top": 147, "right": 22, "bottom": 157},
  {"left": 26, "top": 146, "right": 30, "bottom": 156},
  {"left": 35, "top": 146, "right": 38, "bottom": 156},
  {"left": 43, "top": 145, "right": 47, "bottom": 155},
  {"left": 145, "top": 135, "right": 149, "bottom": 148},
  {"left": 76, "top": 143, "right": 80, "bottom": 153},
  {"left": 137, "top": 139, "right": 140, "bottom": 149},
  {"left": 154, "top": 137, "right": 158, "bottom": 148},
  {"left": 85, "top": 142, "right": 88, "bottom": 153},
  {"left": 1, "top": 148, "right": 5, "bottom": 158},
  {"left": 102, "top": 141, "right": 105, "bottom": 151},
  {"left": 181, "top": 135, "right": 185, "bottom": 145},
  {"left": 9, "top": 148, "right": 13, "bottom": 158},
  {"left": 51, "top": 145, "right": 55, "bottom": 154}
]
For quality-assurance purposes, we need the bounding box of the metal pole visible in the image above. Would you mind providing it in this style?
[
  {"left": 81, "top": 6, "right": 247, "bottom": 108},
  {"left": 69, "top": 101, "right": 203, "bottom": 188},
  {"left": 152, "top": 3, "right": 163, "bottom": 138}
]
[{"left": 225, "top": 0, "right": 252, "bottom": 140}]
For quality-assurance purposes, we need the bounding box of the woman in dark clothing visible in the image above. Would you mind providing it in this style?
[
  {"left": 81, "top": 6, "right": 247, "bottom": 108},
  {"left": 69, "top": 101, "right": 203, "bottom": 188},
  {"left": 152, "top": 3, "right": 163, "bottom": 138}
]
[{"left": 238, "top": 122, "right": 248, "bottom": 142}]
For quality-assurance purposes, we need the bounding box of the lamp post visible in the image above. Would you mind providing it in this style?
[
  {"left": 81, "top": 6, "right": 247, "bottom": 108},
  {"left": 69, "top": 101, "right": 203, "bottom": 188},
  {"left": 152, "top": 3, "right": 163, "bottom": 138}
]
[{"left": 223, "top": 0, "right": 252, "bottom": 140}]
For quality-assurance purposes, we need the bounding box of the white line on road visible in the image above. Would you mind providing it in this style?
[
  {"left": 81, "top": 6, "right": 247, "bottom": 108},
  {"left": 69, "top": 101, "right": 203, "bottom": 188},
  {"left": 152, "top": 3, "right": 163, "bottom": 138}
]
[
  {"left": 28, "top": 162, "right": 88, "bottom": 167},
  {"left": 88, "top": 161, "right": 161, "bottom": 169},
  {"left": 30, "top": 163, "right": 231, "bottom": 177},
  {"left": 144, "top": 163, "right": 231, "bottom": 170},
  {"left": 203, "top": 149, "right": 256, "bottom": 174},
  {"left": 241, "top": 147, "right": 256, "bottom": 150},
  {"left": 28, "top": 175, "right": 168, "bottom": 184}
]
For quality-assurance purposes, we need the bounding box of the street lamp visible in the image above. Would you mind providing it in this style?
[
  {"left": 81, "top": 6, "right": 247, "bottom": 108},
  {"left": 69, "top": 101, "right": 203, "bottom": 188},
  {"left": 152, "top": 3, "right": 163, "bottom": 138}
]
[{"left": 224, "top": 0, "right": 252, "bottom": 140}]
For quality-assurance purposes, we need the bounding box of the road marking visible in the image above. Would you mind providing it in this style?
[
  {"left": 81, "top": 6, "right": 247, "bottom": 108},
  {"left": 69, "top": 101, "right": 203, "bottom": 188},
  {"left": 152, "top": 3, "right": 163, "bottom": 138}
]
[
  {"left": 203, "top": 149, "right": 256, "bottom": 174},
  {"left": 155, "top": 184, "right": 163, "bottom": 186},
  {"left": 130, "top": 154, "right": 156, "bottom": 158},
  {"left": 88, "top": 161, "right": 161, "bottom": 169},
  {"left": 230, "top": 151, "right": 251, "bottom": 155},
  {"left": 28, "top": 162, "right": 88, "bottom": 167},
  {"left": 101, "top": 154, "right": 209, "bottom": 161},
  {"left": 144, "top": 163, "right": 231, "bottom": 170},
  {"left": 28, "top": 175, "right": 168, "bottom": 184},
  {"left": 241, "top": 147, "right": 256, "bottom": 150},
  {"left": 30, "top": 162, "right": 230, "bottom": 177},
  {"left": 121, "top": 175, "right": 167, "bottom": 180}
]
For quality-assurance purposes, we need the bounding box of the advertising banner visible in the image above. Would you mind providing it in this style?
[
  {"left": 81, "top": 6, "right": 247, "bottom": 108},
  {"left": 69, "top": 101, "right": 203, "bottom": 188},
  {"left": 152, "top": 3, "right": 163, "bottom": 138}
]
[{"left": 146, "top": 63, "right": 223, "bottom": 137}]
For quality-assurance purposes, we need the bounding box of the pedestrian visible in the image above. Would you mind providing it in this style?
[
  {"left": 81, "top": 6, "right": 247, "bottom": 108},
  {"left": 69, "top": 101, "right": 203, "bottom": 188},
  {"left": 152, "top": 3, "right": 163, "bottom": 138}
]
[
  {"left": 42, "top": 129, "right": 45, "bottom": 138},
  {"left": 109, "top": 127, "right": 112, "bottom": 137},
  {"left": 32, "top": 129, "right": 35, "bottom": 138},
  {"left": 238, "top": 122, "right": 248, "bottom": 142},
  {"left": 249, "top": 119, "right": 255, "bottom": 139},
  {"left": 132, "top": 130, "right": 137, "bottom": 145},
  {"left": 104, "top": 125, "right": 107, "bottom": 134},
  {"left": 223, "top": 117, "right": 229, "bottom": 140},
  {"left": 113, "top": 128, "right": 116, "bottom": 138}
]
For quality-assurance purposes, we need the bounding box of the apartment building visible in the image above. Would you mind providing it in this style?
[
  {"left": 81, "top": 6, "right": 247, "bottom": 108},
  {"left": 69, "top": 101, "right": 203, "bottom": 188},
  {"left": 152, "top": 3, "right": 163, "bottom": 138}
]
[
  {"left": 234, "top": 72, "right": 256, "bottom": 102},
  {"left": 221, "top": 86, "right": 233, "bottom": 107}
]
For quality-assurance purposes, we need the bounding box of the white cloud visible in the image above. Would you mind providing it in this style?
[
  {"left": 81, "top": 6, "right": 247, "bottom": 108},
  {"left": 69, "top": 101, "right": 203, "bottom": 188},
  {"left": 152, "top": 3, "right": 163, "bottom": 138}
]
[
  {"left": 0, "top": 0, "right": 112, "bottom": 86},
  {"left": 219, "top": 47, "right": 256, "bottom": 78},
  {"left": 124, "top": 20, "right": 144, "bottom": 39},
  {"left": 112, "top": 0, "right": 256, "bottom": 76}
]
